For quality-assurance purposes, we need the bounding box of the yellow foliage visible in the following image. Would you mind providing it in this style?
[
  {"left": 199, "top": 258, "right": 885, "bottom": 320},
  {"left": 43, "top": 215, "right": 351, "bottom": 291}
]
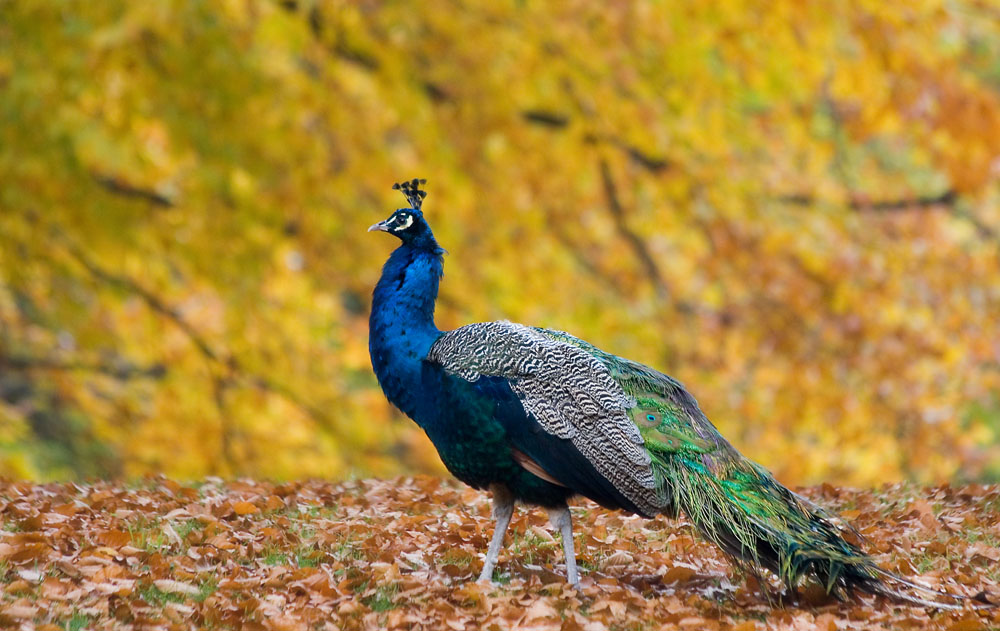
[{"left": 1, "top": 0, "right": 999, "bottom": 485}]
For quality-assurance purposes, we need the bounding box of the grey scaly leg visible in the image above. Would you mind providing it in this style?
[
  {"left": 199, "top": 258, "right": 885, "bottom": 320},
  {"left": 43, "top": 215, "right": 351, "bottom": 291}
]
[
  {"left": 478, "top": 484, "right": 514, "bottom": 583},
  {"left": 547, "top": 505, "right": 579, "bottom": 586}
]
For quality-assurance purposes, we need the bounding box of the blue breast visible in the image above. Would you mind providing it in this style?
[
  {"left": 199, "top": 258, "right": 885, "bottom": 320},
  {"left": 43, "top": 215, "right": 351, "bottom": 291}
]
[
  {"left": 368, "top": 241, "right": 579, "bottom": 506},
  {"left": 369, "top": 244, "right": 443, "bottom": 421}
]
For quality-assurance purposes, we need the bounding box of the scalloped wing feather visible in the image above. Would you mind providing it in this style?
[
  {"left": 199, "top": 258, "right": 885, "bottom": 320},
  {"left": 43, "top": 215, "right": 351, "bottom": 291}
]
[{"left": 426, "top": 321, "right": 662, "bottom": 514}]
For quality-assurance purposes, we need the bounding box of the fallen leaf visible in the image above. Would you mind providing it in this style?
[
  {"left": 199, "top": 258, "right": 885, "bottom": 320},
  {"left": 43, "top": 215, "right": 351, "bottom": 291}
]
[
  {"left": 233, "top": 501, "right": 259, "bottom": 516},
  {"left": 154, "top": 579, "right": 201, "bottom": 596}
]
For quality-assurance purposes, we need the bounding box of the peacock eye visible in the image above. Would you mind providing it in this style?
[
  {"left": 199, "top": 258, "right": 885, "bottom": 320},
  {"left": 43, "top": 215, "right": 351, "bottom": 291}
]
[
  {"left": 394, "top": 213, "right": 414, "bottom": 230},
  {"left": 638, "top": 412, "right": 658, "bottom": 427}
]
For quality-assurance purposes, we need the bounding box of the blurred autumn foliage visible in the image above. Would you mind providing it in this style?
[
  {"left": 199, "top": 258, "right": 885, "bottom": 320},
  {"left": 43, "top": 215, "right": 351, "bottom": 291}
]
[{"left": 2, "top": 1, "right": 1000, "bottom": 484}]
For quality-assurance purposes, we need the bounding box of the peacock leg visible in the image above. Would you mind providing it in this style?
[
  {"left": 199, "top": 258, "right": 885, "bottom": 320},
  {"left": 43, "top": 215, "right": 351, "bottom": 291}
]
[
  {"left": 478, "top": 484, "right": 514, "bottom": 583},
  {"left": 547, "top": 505, "right": 579, "bottom": 586}
]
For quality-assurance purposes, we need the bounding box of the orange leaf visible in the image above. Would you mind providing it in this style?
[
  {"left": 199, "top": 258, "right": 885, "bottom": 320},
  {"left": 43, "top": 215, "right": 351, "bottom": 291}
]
[
  {"left": 946, "top": 620, "right": 985, "bottom": 631},
  {"left": 233, "top": 501, "right": 259, "bottom": 515}
]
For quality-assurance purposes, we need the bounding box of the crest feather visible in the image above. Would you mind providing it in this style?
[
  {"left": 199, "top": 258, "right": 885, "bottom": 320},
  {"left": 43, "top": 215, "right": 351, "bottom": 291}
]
[{"left": 392, "top": 178, "right": 428, "bottom": 210}]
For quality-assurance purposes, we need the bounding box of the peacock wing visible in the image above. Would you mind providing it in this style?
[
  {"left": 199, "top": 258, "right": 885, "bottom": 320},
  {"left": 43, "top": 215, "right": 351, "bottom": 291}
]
[
  {"left": 532, "top": 328, "right": 745, "bottom": 513},
  {"left": 534, "top": 328, "right": 726, "bottom": 453},
  {"left": 426, "top": 321, "right": 665, "bottom": 515}
]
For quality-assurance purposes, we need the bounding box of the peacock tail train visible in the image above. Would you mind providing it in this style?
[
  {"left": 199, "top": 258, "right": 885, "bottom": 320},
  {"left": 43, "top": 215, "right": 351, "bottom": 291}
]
[{"left": 539, "top": 328, "right": 973, "bottom": 608}]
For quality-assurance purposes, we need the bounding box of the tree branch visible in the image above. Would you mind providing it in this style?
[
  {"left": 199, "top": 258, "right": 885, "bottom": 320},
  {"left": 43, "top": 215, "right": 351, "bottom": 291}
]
[
  {"left": 93, "top": 173, "right": 174, "bottom": 207},
  {"left": 544, "top": 209, "right": 624, "bottom": 296},
  {"left": 291, "top": 3, "right": 381, "bottom": 71},
  {"left": 599, "top": 159, "right": 694, "bottom": 314},
  {"left": 775, "top": 189, "right": 1000, "bottom": 243},
  {"left": 520, "top": 110, "right": 672, "bottom": 173},
  {"left": 65, "top": 244, "right": 219, "bottom": 362},
  {"left": 0, "top": 353, "right": 166, "bottom": 380},
  {"left": 521, "top": 110, "right": 569, "bottom": 128},
  {"left": 775, "top": 190, "right": 957, "bottom": 212},
  {"left": 586, "top": 133, "right": 670, "bottom": 173},
  {"left": 61, "top": 241, "right": 336, "bottom": 431},
  {"left": 953, "top": 207, "right": 1000, "bottom": 241}
]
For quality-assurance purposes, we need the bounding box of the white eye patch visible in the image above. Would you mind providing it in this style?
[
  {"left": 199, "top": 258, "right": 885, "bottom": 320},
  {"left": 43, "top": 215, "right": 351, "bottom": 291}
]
[{"left": 395, "top": 214, "right": 414, "bottom": 230}]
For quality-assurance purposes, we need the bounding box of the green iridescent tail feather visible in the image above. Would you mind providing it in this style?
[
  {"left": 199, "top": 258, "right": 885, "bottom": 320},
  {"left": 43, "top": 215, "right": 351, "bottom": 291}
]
[
  {"left": 537, "top": 328, "right": 979, "bottom": 608},
  {"left": 656, "top": 446, "right": 865, "bottom": 592},
  {"left": 656, "top": 445, "right": 974, "bottom": 608}
]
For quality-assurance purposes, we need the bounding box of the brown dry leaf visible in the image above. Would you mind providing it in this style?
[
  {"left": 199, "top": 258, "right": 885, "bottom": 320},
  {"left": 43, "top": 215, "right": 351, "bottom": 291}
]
[
  {"left": 7, "top": 542, "right": 51, "bottom": 564},
  {"left": 523, "top": 598, "right": 560, "bottom": 622},
  {"left": 95, "top": 529, "right": 131, "bottom": 548},
  {"left": 4, "top": 580, "right": 30, "bottom": 594},
  {"left": 602, "top": 550, "right": 633, "bottom": 569},
  {"left": 664, "top": 566, "right": 697, "bottom": 583},
  {"left": 590, "top": 599, "right": 627, "bottom": 617},
  {"left": 1, "top": 603, "right": 37, "bottom": 619},
  {"left": 233, "top": 501, "right": 260, "bottom": 516},
  {"left": 153, "top": 579, "right": 201, "bottom": 596},
  {"left": 814, "top": 613, "right": 838, "bottom": 631},
  {"left": 531, "top": 525, "right": 557, "bottom": 544},
  {"left": 264, "top": 615, "right": 307, "bottom": 631},
  {"left": 908, "top": 499, "right": 940, "bottom": 531}
]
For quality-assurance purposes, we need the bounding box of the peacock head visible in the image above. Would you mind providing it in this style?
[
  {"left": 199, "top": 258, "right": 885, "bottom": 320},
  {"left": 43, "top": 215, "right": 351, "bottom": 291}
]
[{"left": 368, "top": 178, "right": 438, "bottom": 249}]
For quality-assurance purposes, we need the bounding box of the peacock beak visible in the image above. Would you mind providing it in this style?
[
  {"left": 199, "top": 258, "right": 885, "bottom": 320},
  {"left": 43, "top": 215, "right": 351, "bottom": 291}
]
[{"left": 367, "top": 220, "right": 391, "bottom": 233}]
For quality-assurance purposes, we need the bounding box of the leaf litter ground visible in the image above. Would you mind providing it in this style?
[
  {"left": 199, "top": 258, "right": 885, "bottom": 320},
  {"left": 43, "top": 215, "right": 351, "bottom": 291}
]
[{"left": 0, "top": 476, "right": 998, "bottom": 630}]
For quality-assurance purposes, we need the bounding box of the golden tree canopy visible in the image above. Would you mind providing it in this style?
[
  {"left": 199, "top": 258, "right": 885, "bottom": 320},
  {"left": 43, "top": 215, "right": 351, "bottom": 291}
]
[{"left": 2, "top": 0, "right": 999, "bottom": 484}]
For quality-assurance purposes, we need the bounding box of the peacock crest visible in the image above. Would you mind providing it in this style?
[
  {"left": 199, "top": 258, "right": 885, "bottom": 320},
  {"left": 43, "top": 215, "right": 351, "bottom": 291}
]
[{"left": 392, "top": 178, "right": 428, "bottom": 210}]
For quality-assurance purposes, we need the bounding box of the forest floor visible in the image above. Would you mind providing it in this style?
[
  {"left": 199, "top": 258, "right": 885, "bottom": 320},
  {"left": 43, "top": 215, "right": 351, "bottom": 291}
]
[{"left": 0, "top": 476, "right": 998, "bottom": 631}]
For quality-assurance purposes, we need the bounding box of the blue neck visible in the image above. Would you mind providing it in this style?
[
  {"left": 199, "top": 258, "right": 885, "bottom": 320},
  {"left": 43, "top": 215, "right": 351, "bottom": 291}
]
[{"left": 369, "top": 243, "right": 444, "bottom": 419}]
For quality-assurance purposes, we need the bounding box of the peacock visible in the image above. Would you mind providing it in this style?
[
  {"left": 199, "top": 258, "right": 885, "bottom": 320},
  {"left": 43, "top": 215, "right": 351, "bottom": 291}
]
[{"left": 368, "top": 178, "right": 976, "bottom": 608}]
